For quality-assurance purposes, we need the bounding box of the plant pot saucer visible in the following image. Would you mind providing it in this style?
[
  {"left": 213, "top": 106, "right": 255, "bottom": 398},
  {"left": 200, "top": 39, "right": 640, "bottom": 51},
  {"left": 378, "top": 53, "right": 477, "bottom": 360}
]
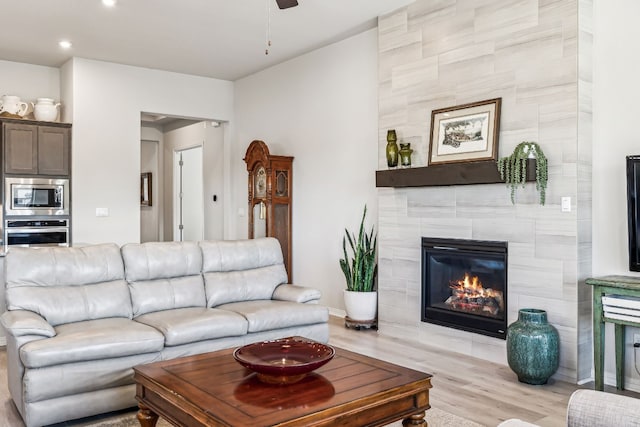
[{"left": 344, "top": 316, "right": 378, "bottom": 331}]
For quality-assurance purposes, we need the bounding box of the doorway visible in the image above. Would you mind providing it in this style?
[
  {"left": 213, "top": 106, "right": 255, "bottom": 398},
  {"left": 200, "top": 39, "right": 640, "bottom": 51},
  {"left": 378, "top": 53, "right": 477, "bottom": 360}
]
[
  {"left": 140, "top": 140, "right": 160, "bottom": 242},
  {"left": 174, "top": 146, "right": 204, "bottom": 241},
  {"left": 141, "top": 114, "right": 227, "bottom": 242}
]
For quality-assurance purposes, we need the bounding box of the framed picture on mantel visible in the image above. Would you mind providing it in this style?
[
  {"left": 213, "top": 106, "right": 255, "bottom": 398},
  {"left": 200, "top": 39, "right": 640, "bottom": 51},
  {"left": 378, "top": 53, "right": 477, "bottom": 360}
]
[{"left": 428, "top": 98, "right": 501, "bottom": 166}]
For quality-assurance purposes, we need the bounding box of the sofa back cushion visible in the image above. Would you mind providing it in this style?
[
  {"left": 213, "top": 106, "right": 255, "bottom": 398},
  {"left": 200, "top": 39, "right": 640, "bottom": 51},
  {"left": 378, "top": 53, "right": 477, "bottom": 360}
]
[
  {"left": 200, "top": 238, "right": 288, "bottom": 307},
  {"left": 122, "top": 241, "right": 205, "bottom": 316},
  {"left": 5, "top": 244, "right": 131, "bottom": 326}
]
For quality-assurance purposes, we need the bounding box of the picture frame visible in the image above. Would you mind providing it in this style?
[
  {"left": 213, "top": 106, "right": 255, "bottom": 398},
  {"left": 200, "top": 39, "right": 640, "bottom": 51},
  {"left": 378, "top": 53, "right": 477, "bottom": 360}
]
[
  {"left": 428, "top": 98, "right": 502, "bottom": 166},
  {"left": 141, "top": 172, "right": 152, "bottom": 206}
]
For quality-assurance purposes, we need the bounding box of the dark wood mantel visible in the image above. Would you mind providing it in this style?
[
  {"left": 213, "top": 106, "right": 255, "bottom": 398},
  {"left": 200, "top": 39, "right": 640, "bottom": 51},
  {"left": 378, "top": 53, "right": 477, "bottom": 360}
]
[{"left": 376, "top": 159, "right": 536, "bottom": 188}]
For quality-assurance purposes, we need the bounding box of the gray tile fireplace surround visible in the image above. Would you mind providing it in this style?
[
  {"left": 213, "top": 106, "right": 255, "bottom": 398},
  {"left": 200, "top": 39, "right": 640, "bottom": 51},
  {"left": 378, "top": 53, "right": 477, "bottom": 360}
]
[
  {"left": 375, "top": 0, "right": 593, "bottom": 384},
  {"left": 376, "top": 184, "right": 583, "bottom": 383}
]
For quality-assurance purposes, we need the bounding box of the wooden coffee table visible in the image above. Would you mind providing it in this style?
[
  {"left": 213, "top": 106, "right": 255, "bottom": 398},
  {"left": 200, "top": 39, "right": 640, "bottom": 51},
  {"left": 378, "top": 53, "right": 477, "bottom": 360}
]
[{"left": 134, "top": 344, "right": 433, "bottom": 426}]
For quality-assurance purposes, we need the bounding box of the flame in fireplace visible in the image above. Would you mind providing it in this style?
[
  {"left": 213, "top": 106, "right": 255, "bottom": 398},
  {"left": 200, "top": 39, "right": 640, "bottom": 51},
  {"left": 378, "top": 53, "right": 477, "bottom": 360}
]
[{"left": 445, "top": 273, "right": 504, "bottom": 316}]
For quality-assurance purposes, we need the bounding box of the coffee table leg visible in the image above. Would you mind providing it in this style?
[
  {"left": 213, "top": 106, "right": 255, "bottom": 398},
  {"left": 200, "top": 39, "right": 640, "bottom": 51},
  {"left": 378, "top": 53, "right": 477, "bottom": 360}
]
[
  {"left": 137, "top": 403, "right": 159, "bottom": 427},
  {"left": 402, "top": 411, "right": 426, "bottom": 426}
]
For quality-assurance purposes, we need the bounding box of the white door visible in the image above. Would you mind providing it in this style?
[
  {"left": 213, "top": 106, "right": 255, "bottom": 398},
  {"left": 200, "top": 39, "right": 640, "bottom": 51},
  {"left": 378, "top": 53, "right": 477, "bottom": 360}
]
[{"left": 174, "top": 146, "right": 204, "bottom": 241}]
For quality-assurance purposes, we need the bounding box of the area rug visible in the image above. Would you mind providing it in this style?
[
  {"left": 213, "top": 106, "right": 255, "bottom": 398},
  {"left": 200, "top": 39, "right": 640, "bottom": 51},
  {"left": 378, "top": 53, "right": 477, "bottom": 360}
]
[{"left": 77, "top": 407, "right": 484, "bottom": 427}]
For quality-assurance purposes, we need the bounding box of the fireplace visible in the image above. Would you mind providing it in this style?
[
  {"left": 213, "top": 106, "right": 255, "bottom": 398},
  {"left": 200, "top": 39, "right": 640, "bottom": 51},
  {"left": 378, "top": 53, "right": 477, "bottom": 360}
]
[{"left": 421, "top": 237, "right": 508, "bottom": 339}]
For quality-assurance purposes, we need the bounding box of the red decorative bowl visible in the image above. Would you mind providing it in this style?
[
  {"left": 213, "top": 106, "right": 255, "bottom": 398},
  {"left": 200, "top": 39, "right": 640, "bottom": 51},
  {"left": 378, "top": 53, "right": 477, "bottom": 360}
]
[{"left": 233, "top": 336, "right": 335, "bottom": 384}]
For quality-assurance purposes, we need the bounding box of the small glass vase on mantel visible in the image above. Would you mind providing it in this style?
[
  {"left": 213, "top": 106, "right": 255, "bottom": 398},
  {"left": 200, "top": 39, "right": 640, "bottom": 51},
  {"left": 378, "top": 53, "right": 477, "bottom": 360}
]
[
  {"left": 399, "top": 143, "right": 413, "bottom": 167},
  {"left": 386, "top": 129, "right": 399, "bottom": 168}
]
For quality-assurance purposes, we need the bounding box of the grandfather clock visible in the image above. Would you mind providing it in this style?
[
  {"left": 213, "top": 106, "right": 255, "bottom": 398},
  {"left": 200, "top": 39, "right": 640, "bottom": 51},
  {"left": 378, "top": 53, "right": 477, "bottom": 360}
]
[{"left": 244, "top": 140, "right": 293, "bottom": 282}]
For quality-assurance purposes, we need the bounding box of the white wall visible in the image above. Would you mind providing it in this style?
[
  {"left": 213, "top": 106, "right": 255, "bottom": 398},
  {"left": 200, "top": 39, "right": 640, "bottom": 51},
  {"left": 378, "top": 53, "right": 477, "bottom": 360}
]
[
  {"left": 592, "top": 0, "right": 640, "bottom": 276},
  {"left": 0, "top": 60, "right": 60, "bottom": 110},
  {"left": 61, "top": 58, "right": 233, "bottom": 245},
  {"left": 593, "top": 0, "right": 640, "bottom": 390},
  {"left": 234, "top": 29, "right": 379, "bottom": 311}
]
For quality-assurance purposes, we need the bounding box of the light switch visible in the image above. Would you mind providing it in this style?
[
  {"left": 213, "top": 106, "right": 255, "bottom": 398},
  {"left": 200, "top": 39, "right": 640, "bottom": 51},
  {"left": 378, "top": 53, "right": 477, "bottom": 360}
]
[
  {"left": 96, "top": 208, "right": 109, "bottom": 217},
  {"left": 561, "top": 197, "right": 571, "bottom": 212}
]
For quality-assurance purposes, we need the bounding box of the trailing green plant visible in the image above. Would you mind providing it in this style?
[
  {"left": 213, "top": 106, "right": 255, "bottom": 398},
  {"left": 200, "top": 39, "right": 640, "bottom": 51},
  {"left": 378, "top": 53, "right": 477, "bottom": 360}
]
[
  {"left": 339, "top": 205, "right": 377, "bottom": 292},
  {"left": 497, "top": 141, "right": 549, "bottom": 205}
]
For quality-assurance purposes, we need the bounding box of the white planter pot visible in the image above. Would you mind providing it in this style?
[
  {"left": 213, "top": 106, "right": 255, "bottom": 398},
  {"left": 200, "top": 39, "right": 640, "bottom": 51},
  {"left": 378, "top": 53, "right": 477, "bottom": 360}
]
[{"left": 344, "top": 290, "right": 377, "bottom": 321}]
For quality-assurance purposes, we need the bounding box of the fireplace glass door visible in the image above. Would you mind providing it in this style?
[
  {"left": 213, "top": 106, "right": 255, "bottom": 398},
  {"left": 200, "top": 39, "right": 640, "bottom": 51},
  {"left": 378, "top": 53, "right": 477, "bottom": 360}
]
[{"left": 422, "top": 237, "right": 508, "bottom": 339}]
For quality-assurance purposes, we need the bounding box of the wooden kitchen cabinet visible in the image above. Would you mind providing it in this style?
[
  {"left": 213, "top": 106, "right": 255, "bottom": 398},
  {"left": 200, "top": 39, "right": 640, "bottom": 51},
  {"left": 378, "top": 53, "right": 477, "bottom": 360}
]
[
  {"left": 3, "top": 121, "right": 71, "bottom": 176},
  {"left": 37, "top": 126, "right": 70, "bottom": 175}
]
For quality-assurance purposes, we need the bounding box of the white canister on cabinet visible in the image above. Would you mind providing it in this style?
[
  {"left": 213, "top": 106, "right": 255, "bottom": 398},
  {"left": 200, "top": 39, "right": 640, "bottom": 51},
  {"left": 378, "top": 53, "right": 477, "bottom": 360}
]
[{"left": 31, "top": 98, "right": 61, "bottom": 121}]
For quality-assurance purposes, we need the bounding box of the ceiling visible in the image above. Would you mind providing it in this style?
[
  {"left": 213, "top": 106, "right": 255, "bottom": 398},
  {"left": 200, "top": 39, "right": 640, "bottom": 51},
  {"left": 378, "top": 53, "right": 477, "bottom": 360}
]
[{"left": 2, "top": 0, "right": 414, "bottom": 81}]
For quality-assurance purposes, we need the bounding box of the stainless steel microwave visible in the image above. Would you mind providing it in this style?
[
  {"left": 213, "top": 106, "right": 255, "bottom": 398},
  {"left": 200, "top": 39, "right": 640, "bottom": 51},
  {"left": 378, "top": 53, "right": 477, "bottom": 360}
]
[{"left": 5, "top": 177, "right": 70, "bottom": 216}]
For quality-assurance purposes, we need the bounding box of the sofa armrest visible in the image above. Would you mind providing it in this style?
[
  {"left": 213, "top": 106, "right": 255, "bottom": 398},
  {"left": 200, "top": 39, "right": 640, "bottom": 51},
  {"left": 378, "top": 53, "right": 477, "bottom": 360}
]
[
  {"left": 272, "top": 284, "right": 321, "bottom": 303},
  {"left": 567, "top": 389, "right": 640, "bottom": 426},
  {"left": 1, "top": 310, "right": 56, "bottom": 338}
]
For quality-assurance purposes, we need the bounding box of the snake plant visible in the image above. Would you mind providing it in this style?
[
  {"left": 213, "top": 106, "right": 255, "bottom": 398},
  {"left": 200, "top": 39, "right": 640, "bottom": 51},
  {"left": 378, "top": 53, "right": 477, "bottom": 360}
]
[{"left": 339, "top": 206, "right": 377, "bottom": 292}]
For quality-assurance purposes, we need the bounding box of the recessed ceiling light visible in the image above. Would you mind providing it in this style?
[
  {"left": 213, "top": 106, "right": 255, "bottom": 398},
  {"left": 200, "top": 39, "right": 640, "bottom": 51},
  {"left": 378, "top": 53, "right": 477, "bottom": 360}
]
[
  {"left": 59, "top": 40, "right": 72, "bottom": 49},
  {"left": 102, "top": 0, "right": 117, "bottom": 6}
]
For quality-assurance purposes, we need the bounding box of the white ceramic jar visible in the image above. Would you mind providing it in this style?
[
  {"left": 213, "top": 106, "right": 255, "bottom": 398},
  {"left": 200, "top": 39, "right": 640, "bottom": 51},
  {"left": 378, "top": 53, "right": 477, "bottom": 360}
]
[
  {"left": 0, "top": 95, "right": 29, "bottom": 116},
  {"left": 32, "top": 98, "right": 61, "bottom": 121}
]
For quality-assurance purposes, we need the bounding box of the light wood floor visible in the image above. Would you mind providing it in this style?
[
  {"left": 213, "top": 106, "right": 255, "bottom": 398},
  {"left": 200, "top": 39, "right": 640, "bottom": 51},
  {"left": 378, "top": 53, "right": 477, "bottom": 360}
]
[
  {"left": 329, "top": 317, "right": 576, "bottom": 426},
  {"left": 0, "top": 316, "right": 638, "bottom": 427}
]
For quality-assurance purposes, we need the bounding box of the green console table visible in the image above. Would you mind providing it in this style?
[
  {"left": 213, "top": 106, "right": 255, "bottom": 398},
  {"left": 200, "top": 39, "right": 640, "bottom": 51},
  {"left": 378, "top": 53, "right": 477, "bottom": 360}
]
[{"left": 586, "top": 275, "right": 640, "bottom": 391}]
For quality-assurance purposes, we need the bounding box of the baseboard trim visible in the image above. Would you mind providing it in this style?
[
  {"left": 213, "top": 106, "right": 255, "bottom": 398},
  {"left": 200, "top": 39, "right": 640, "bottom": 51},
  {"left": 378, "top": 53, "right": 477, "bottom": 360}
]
[
  {"left": 577, "top": 377, "right": 593, "bottom": 386},
  {"left": 328, "top": 308, "right": 346, "bottom": 318},
  {"left": 604, "top": 372, "right": 640, "bottom": 393}
]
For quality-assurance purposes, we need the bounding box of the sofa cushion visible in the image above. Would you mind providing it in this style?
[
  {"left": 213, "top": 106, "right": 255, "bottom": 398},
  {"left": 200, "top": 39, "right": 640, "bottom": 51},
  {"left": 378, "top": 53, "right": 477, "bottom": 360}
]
[
  {"left": 20, "top": 318, "right": 164, "bottom": 368},
  {"left": 200, "top": 238, "right": 289, "bottom": 306},
  {"left": 7, "top": 280, "right": 132, "bottom": 327},
  {"left": 122, "top": 241, "right": 202, "bottom": 282},
  {"left": 6, "top": 243, "right": 125, "bottom": 287},
  {"left": 6, "top": 244, "right": 131, "bottom": 326},
  {"left": 24, "top": 352, "right": 160, "bottom": 403},
  {"left": 122, "top": 241, "right": 206, "bottom": 316},
  {"left": 200, "top": 238, "right": 284, "bottom": 272},
  {"left": 216, "top": 300, "right": 329, "bottom": 333},
  {"left": 129, "top": 276, "right": 206, "bottom": 317},
  {"left": 135, "top": 307, "right": 248, "bottom": 346},
  {"left": 204, "top": 265, "right": 288, "bottom": 307}
]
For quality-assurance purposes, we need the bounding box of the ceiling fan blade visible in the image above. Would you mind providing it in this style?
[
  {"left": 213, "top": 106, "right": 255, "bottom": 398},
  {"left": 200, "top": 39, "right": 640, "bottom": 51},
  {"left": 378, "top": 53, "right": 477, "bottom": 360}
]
[{"left": 276, "top": 0, "right": 298, "bottom": 9}]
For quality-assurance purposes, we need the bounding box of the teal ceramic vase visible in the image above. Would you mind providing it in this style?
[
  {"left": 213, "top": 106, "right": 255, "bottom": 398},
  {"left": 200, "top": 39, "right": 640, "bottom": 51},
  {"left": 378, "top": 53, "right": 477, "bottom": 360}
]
[
  {"left": 507, "top": 308, "right": 559, "bottom": 385},
  {"left": 386, "top": 129, "right": 399, "bottom": 168}
]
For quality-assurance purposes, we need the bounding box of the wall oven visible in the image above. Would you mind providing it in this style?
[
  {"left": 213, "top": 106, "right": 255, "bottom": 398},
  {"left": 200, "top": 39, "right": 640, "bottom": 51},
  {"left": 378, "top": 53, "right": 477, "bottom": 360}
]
[
  {"left": 5, "top": 219, "right": 69, "bottom": 248},
  {"left": 5, "top": 177, "right": 70, "bottom": 216}
]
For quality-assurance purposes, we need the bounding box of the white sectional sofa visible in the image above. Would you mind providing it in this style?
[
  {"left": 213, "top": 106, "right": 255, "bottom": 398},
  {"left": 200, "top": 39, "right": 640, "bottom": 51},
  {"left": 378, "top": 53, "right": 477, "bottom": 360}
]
[{"left": 0, "top": 237, "right": 329, "bottom": 427}]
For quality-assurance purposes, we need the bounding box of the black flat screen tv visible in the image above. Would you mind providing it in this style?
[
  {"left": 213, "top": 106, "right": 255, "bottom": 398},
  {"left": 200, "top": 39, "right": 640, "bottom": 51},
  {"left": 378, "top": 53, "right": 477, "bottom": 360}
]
[{"left": 627, "top": 156, "right": 640, "bottom": 271}]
